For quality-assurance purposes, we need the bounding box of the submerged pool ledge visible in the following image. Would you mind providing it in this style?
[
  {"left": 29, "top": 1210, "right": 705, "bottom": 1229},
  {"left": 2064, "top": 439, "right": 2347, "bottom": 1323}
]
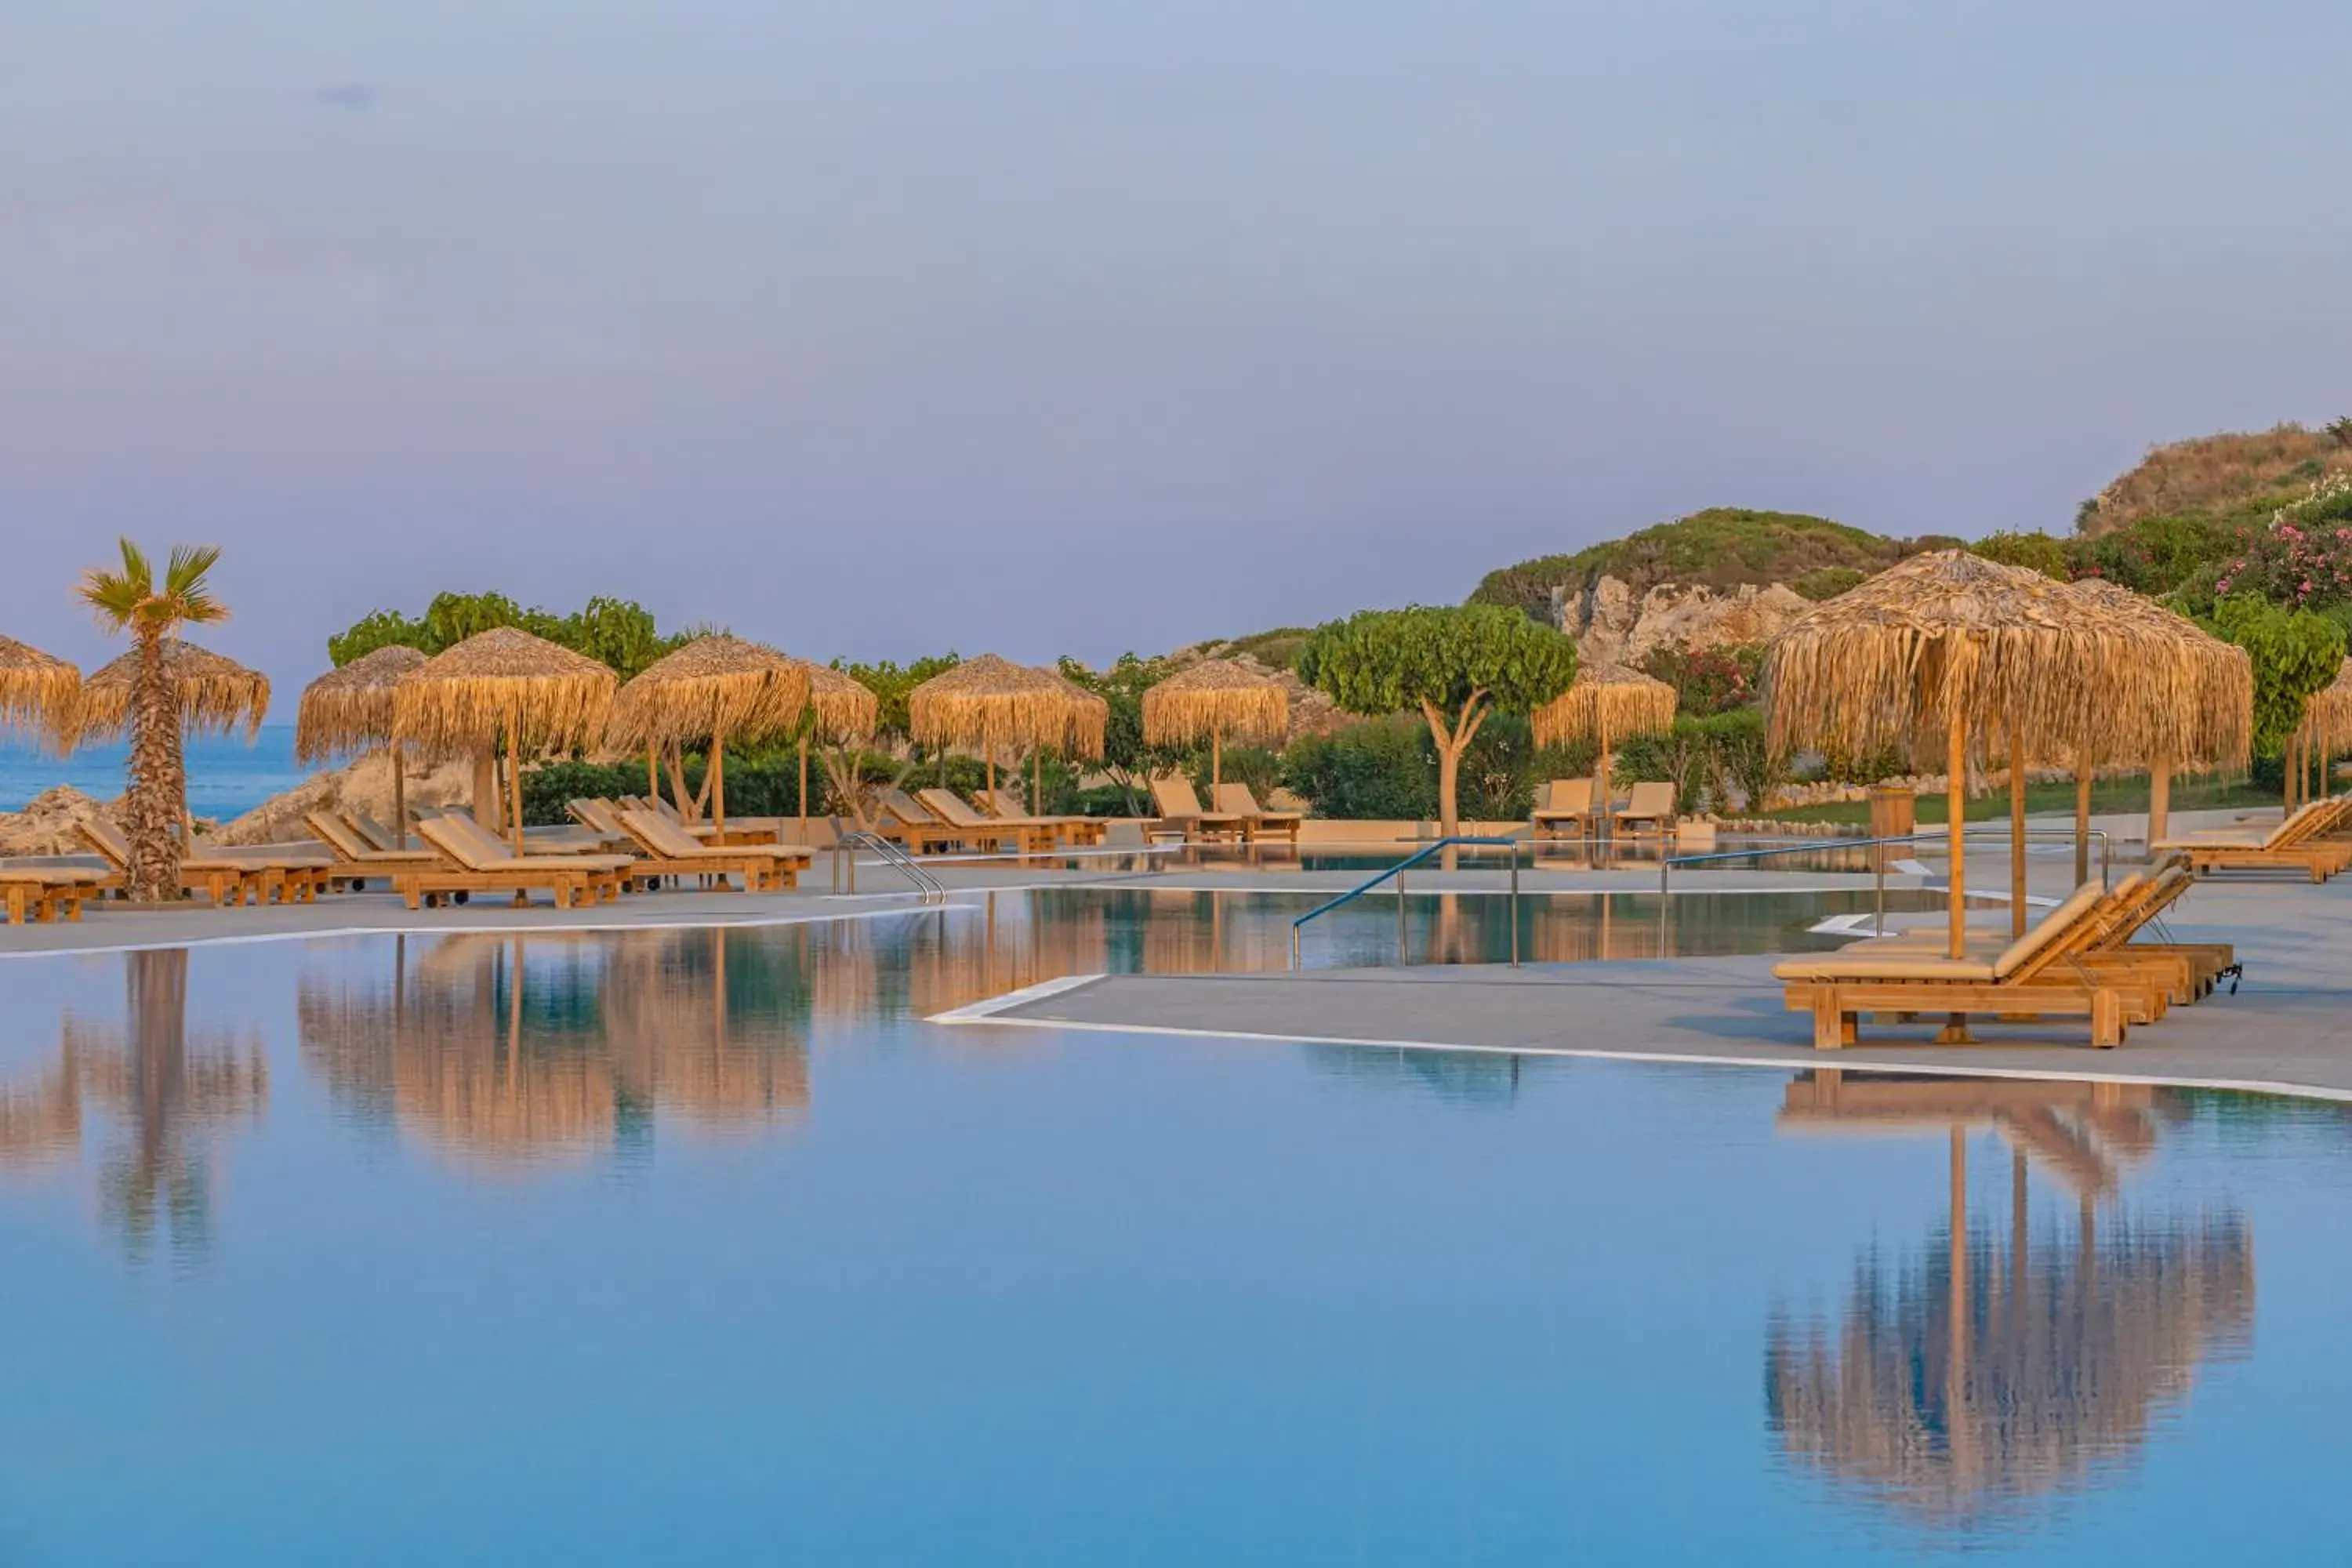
[{"left": 934, "top": 956, "right": 2352, "bottom": 1106}]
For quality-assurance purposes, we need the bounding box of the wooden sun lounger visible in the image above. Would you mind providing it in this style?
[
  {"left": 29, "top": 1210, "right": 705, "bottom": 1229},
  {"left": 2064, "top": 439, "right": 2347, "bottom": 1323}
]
[
  {"left": 1774, "top": 883, "right": 2132, "bottom": 1050},
  {"left": 78, "top": 819, "right": 322, "bottom": 906},
  {"left": 0, "top": 866, "right": 107, "bottom": 924},
  {"left": 868, "top": 792, "right": 967, "bottom": 856},
  {"left": 1213, "top": 783, "right": 1303, "bottom": 846},
  {"left": 982, "top": 789, "right": 1107, "bottom": 848},
  {"left": 914, "top": 789, "right": 1058, "bottom": 855},
  {"left": 394, "top": 817, "right": 631, "bottom": 910},
  {"left": 1530, "top": 779, "right": 1595, "bottom": 839},
  {"left": 1833, "top": 870, "right": 2201, "bottom": 1018},
  {"left": 2155, "top": 798, "right": 2352, "bottom": 880},
  {"left": 304, "top": 810, "right": 444, "bottom": 890},
  {"left": 612, "top": 808, "right": 804, "bottom": 891},
  {"left": 1149, "top": 777, "right": 1247, "bottom": 843},
  {"left": 1614, "top": 781, "right": 1679, "bottom": 837}
]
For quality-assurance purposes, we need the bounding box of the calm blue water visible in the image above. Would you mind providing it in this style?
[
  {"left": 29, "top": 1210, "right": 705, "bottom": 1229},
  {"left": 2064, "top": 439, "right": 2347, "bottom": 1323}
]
[
  {"left": 0, "top": 898, "right": 2342, "bottom": 1563},
  {"left": 0, "top": 724, "right": 305, "bottom": 819}
]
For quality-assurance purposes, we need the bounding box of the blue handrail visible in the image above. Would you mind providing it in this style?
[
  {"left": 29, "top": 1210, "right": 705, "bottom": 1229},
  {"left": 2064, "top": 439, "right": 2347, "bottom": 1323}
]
[{"left": 1290, "top": 835, "right": 1523, "bottom": 970}]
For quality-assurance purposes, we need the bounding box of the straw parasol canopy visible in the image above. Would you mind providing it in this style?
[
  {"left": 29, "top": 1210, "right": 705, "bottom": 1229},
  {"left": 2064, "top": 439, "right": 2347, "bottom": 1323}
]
[
  {"left": 1764, "top": 551, "right": 2178, "bottom": 960},
  {"left": 295, "top": 644, "right": 430, "bottom": 765},
  {"left": 804, "top": 662, "right": 880, "bottom": 742},
  {"left": 0, "top": 634, "right": 80, "bottom": 743},
  {"left": 1142, "top": 659, "right": 1284, "bottom": 797},
  {"left": 1530, "top": 662, "right": 1678, "bottom": 749},
  {"left": 2307, "top": 658, "right": 2352, "bottom": 735},
  {"left": 790, "top": 663, "right": 881, "bottom": 837},
  {"left": 1143, "top": 660, "right": 1289, "bottom": 749},
  {"left": 1531, "top": 662, "right": 1677, "bottom": 844},
  {"left": 1041, "top": 666, "right": 1109, "bottom": 761},
  {"left": 392, "top": 626, "right": 617, "bottom": 855},
  {"left": 2056, "top": 579, "right": 2251, "bottom": 771},
  {"left": 603, "top": 636, "right": 810, "bottom": 835},
  {"left": 78, "top": 639, "right": 270, "bottom": 742},
  {"left": 296, "top": 644, "right": 432, "bottom": 848},
  {"left": 907, "top": 654, "right": 1075, "bottom": 753},
  {"left": 603, "top": 635, "right": 809, "bottom": 753}
]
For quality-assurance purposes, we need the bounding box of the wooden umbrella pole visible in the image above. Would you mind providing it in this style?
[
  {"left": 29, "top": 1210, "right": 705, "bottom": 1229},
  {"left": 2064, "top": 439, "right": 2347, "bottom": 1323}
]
[
  {"left": 712, "top": 724, "right": 727, "bottom": 835},
  {"left": 392, "top": 742, "right": 408, "bottom": 851},
  {"left": 2073, "top": 756, "right": 2091, "bottom": 887},
  {"left": 798, "top": 733, "right": 810, "bottom": 839},
  {"left": 1592, "top": 714, "right": 1610, "bottom": 846},
  {"left": 1032, "top": 747, "right": 1042, "bottom": 816},
  {"left": 2149, "top": 757, "right": 2171, "bottom": 848},
  {"left": 985, "top": 742, "right": 996, "bottom": 807},
  {"left": 1212, "top": 730, "right": 1222, "bottom": 797},
  {"left": 1947, "top": 708, "right": 1967, "bottom": 961},
  {"left": 506, "top": 709, "right": 524, "bottom": 856},
  {"left": 2009, "top": 731, "right": 2028, "bottom": 937},
  {"left": 647, "top": 745, "right": 659, "bottom": 799}
]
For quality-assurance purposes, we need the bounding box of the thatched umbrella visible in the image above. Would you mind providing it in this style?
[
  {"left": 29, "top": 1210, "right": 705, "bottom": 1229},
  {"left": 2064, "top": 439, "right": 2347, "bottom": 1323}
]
[
  {"left": 391, "top": 627, "right": 616, "bottom": 855},
  {"left": 908, "top": 654, "right": 1086, "bottom": 808},
  {"left": 79, "top": 640, "right": 270, "bottom": 844},
  {"left": 2294, "top": 659, "right": 2352, "bottom": 809},
  {"left": 0, "top": 633, "right": 80, "bottom": 746},
  {"left": 1142, "top": 659, "right": 1289, "bottom": 800},
  {"left": 797, "top": 663, "right": 879, "bottom": 837},
  {"left": 1763, "top": 551, "right": 2176, "bottom": 959},
  {"left": 1038, "top": 666, "right": 1109, "bottom": 812},
  {"left": 1531, "top": 662, "right": 1678, "bottom": 843},
  {"left": 295, "top": 644, "right": 430, "bottom": 849},
  {"left": 604, "top": 636, "right": 809, "bottom": 837},
  {"left": 2053, "top": 579, "right": 2251, "bottom": 866}
]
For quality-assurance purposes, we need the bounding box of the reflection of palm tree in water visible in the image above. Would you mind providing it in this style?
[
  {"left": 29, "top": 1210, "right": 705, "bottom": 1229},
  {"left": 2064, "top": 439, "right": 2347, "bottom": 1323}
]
[
  {"left": 1766, "top": 1073, "right": 2253, "bottom": 1530},
  {"left": 0, "top": 948, "right": 268, "bottom": 1260}
]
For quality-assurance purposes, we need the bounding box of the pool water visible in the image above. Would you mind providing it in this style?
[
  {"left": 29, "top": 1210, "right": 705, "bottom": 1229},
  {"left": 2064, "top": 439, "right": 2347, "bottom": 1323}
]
[{"left": 2, "top": 906, "right": 2345, "bottom": 1563}]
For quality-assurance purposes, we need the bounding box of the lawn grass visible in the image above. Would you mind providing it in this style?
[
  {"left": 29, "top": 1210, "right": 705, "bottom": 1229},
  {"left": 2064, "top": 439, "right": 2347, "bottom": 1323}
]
[{"left": 1759, "top": 773, "right": 2281, "bottom": 828}]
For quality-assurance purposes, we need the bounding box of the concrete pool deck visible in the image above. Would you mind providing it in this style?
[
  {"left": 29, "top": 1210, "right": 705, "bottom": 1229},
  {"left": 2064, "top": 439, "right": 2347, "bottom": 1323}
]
[{"left": 932, "top": 866, "right": 2352, "bottom": 1105}]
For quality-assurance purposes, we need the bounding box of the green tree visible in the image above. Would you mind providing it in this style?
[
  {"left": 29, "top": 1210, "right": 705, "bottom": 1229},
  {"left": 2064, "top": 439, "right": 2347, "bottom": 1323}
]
[
  {"left": 326, "top": 608, "right": 428, "bottom": 667},
  {"left": 1058, "top": 652, "right": 1181, "bottom": 814},
  {"left": 2208, "top": 593, "right": 2346, "bottom": 752},
  {"left": 76, "top": 541, "right": 230, "bottom": 901},
  {"left": 1298, "top": 604, "right": 1577, "bottom": 835},
  {"left": 1969, "top": 529, "right": 2069, "bottom": 579}
]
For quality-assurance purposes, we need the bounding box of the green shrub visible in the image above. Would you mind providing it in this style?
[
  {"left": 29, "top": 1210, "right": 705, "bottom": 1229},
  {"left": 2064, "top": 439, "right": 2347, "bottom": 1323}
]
[
  {"left": 1282, "top": 717, "right": 1434, "bottom": 819},
  {"left": 1791, "top": 566, "right": 1867, "bottom": 601},
  {"left": 1969, "top": 530, "right": 2069, "bottom": 579}
]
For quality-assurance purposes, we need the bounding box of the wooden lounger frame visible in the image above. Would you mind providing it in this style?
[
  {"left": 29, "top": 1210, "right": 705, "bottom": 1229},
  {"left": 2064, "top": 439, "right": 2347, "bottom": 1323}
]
[
  {"left": 1530, "top": 779, "right": 1596, "bottom": 840},
  {"left": 1777, "top": 884, "right": 2131, "bottom": 1051},
  {"left": 982, "top": 789, "right": 1107, "bottom": 848},
  {"left": 611, "top": 808, "right": 800, "bottom": 891},
  {"left": 915, "top": 789, "right": 1059, "bottom": 856},
  {"left": 394, "top": 817, "right": 628, "bottom": 909},
  {"left": 2156, "top": 797, "right": 2352, "bottom": 881},
  {"left": 1212, "top": 784, "right": 1303, "bottom": 846}
]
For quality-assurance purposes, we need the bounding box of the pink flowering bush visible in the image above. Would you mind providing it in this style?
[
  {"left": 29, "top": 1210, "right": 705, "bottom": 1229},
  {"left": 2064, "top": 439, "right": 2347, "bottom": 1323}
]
[{"left": 2210, "top": 477, "right": 2352, "bottom": 608}]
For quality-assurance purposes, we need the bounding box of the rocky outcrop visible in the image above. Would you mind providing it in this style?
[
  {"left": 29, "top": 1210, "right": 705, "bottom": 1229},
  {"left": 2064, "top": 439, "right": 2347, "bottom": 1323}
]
[
  {"left": 1160, "top": 648, "right": 1349, "bottom": 741},
  {"left": 1554, "top": 575, "right": 1813, "bottom": 667},
  {"left": 212, "top": 752, "right": 474, "bottom": 846},
  {"left": 0, "top": 786, "right": 119, "bottom": 856}
]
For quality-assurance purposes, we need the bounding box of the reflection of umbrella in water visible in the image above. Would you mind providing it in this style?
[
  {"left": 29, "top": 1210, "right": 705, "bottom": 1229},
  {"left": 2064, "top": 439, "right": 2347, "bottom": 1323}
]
[{"left": 1766, "top": 1073, "right": 2252, "bottom": 1528}]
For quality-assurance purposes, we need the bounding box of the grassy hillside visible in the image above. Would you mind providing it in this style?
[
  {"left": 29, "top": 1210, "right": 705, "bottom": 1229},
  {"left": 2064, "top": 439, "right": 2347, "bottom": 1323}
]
[
  {"left": 2081, "top": 422, "right": 2352, "bottom": 535},
  {"left": 1468, "top": 508, "right": 1942, "bottom": 619}
]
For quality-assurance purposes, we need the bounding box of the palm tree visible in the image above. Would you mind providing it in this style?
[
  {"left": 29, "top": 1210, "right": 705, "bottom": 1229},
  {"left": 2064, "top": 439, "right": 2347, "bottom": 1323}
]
[{"left": 77, "top": 541, "right": 229, "bottom": 901}]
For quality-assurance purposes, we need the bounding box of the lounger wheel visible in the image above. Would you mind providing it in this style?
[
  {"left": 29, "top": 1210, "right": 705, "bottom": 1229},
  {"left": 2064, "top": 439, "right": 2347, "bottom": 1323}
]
[{"left": 454, "top": 891, "right": 470, "bottom": 905}]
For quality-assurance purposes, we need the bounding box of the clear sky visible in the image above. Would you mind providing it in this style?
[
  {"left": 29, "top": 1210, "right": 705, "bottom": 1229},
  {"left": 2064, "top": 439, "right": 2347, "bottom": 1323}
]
[{"left": 5, "top": 0, "right": 2349, "bottom": 691}]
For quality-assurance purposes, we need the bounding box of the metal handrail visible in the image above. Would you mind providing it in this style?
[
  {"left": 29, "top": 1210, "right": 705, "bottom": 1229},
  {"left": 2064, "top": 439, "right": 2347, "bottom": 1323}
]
[
  {"left": 831, "top": 829, "right": 947, "bottom": 902},
  {"left": 1660, "top": 825, "right": 2112, "bottom": 938},
  {"left": 1290, "top": 835, "right": 1522, "bottom": 971}
]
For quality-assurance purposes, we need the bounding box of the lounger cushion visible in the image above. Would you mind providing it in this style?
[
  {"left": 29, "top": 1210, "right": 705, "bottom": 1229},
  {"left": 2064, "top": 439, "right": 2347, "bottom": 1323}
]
[{"left": 1772, "top": 956, "right": 1997, "bottom": 982}]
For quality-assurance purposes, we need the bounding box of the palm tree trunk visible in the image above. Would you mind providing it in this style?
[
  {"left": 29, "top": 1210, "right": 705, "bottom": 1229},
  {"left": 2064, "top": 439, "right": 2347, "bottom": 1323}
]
[{"left": 125, "top": 628, "right": 184, "bottom": 901}]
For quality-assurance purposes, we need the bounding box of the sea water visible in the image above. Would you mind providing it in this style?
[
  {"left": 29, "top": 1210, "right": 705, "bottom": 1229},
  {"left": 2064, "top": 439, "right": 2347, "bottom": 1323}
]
[{"left": 0, "top": 724, "right": 306, "bottom": 821}]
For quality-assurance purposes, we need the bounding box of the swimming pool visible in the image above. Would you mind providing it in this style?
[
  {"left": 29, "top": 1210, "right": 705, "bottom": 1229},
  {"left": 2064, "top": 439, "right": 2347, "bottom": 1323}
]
[{"left": 1, "top": 903, "right": 2342, "bottom": 1563}]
